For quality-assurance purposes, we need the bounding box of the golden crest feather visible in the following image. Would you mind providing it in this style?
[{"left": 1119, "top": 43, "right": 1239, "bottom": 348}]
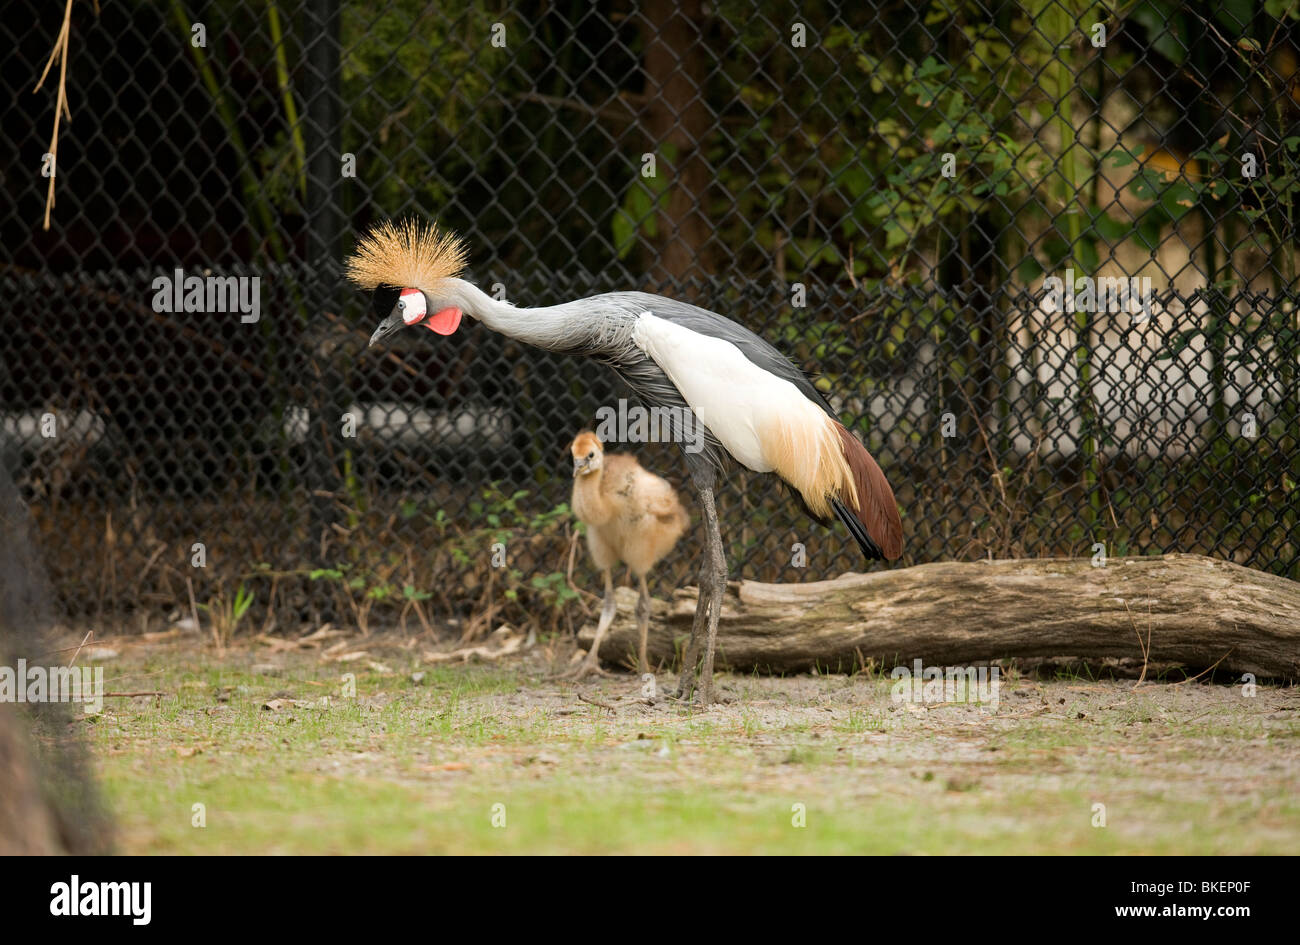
[{"left": 344, "top": 219, "right": 468, "bottom": 291}]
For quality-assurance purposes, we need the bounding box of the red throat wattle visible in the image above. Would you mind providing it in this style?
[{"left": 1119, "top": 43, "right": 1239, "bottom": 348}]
[
  {"left": 425, "top": 307, "right": 463, "bottom": 335},
  {"left": 398, "top": 287, "right": 462, "bottom": 335}
]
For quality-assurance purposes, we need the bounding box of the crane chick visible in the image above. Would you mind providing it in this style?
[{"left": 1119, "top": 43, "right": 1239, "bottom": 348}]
[{"left": 566, "top": 431, "right": 689, "bottom": 678}]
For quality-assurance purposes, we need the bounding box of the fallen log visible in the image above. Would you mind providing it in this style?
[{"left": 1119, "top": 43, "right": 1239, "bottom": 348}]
[{"left": 578, "top": 554, "right": 1300, "bottom": 679}]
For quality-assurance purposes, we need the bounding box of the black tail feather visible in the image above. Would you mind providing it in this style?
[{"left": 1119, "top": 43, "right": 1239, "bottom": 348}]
[
  {"left": 783, "top": 480, "right": 886, "bottom": 561},
  {"left": 832, "top": 497, "right": 884, "bottom": 561}
]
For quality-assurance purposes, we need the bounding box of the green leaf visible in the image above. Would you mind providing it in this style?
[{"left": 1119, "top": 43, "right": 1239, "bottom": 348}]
[
  {"left": 1214, "top": 0, "right": 1255, "bottom": 32},
  {"left": 1093, "top": 211, "right": 1131, "bottom": 243},
  {"left": 1017, "top": 255, "right": 1045, "bottom": 282},
  {"left": 1129, "top": 0, "right": 1189, "bottom": 65},
  {"left": 1159, "top": 181, "right": 1197, "bottom": 218},
  {"left": 1079, "top": 239, "right": 1100, "bottom": 272},
  {"left": 612, "top": 210, "right": 635, "bottom": 259},
  {"left": 1133, "top": 214, "right": 1166, "bottom": 252}
]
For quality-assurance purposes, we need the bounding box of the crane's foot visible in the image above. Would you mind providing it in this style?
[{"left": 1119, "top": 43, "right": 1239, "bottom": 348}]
[
  {"left": 672, "top": 680, "right": 708, "bottom": 703},
  {"left": 555, "top": 656, "right": 616, "bottom": 680},
  {"left": 672, "top": 672, "right": 695, "bottom": 701},
  {"left": 671, "top": 671, "right": 726, "bottom": 705},
  {"left": 665, "top": 690, "right": 721, "bottom": 708}
]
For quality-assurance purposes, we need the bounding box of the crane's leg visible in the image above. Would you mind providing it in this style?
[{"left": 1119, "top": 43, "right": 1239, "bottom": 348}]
[
  {"left": 674, "top": 561, "right": 710, "bottom": 699},
  {"left": 696, "top": 485, "right": 727, "bottom": 705},
  {"left": 674, "top": 483, "right": 726, "bottom": 704},
  {"left": 562, "top": 568, "right": 617, "bottom": 679},
  {"left": 636, "top": 572, "right": 651, "bottom": 675}
]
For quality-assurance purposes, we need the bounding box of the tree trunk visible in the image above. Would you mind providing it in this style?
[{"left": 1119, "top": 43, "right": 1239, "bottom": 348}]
[
  {"left": 579, "top": 554, "right": 1300, "bottom": 679},
  {"left": 639, "top": 0, "right": 713, "bottom": 290},
  {"left": 0, "top": 465, "right": 111, "bottom": 853},
  {"left": 0, "top": 707, "right": 63, "bottom": 854}
]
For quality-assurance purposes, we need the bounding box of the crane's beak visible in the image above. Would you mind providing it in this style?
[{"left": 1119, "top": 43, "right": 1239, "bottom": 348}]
[
  {"left": 369, "top": 311, "right": 404, "bottom": 348},
  {"left": 572, "top": 456, "right": 590, "bottom": 477},
  {"left": 369, "top": 301, "right": 464, "bottom": 347}
]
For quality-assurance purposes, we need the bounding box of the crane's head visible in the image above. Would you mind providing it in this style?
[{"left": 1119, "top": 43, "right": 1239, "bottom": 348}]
[
  {"left": 570, "top": 431, "right": 605, "bottom": 477},
  {"left": 345, "top": 219, "right": 468, "bottom": 347}
]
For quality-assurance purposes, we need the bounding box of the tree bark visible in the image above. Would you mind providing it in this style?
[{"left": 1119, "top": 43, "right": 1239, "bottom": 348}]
[
  {"left": 0, "top": 707, "right": 62, "bottom": 854},
  {"left": 0, "top": 465, "right": 111, "bottom": 854},
  {"left": 639, "top": 0, "right": 713, "bottom": 289},
  {"left": 579, "top": 554, "right": 1300, "bottom": 679}
]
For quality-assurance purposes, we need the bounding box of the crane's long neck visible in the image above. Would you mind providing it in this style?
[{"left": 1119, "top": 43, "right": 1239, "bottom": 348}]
[
  {"left": 437, "top": 278, "right": 630, "bottom": 354},
  {"left": 571, "top": 466, "right": 614, "bottom": 525}
]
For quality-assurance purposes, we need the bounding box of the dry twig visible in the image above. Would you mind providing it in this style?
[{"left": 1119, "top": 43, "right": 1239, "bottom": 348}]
[
  {"left": 576, "top": 692, "right": 617, "bottom": 712},
  {"left": 33, "top": 0, "right": 78, "bottom": 229}
]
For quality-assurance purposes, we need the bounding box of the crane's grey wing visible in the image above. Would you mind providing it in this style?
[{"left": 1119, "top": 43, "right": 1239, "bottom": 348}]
[
  {"left": 605, "top": 293, "right": 898, "bottom": 558},
  {"left": 613, "top": 292, "right": 838, "bottom": 417},
  {"left": 603, "top": 354, "right": 730, "bottom": 476},
  {"left": 598, "top": 292, "right": 839, "bottom": 521}
]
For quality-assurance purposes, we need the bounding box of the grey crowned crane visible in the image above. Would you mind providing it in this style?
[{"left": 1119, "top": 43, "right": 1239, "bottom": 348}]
[{"left": 348, "top": 220, "right": 903, "bottom": 704}]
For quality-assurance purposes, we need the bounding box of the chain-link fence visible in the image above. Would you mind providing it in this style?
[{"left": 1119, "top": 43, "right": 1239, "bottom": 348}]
[{"left": 3, "top": 0, "right": 1298, "bottom": 630}]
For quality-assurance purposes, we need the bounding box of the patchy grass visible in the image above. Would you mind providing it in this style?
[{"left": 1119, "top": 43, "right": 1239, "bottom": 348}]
[{"left": 66, "top": 637, "right": 1300, "bottom": 854}]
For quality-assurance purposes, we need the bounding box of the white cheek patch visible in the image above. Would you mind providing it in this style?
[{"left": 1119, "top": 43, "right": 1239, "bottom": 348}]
[{"left": 399, "top": 288, "right": 427, "bottom": 325}]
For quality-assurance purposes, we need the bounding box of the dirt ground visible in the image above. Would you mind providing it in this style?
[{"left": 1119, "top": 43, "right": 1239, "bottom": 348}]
[{"left": 56, "top": 627, "right": 1300, "bottom": 855}]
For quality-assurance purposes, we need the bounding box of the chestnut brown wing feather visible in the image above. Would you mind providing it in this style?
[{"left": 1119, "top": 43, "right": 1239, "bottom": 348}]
[{"left": 833, "top": 421, "right": 903, "bottom": 560}]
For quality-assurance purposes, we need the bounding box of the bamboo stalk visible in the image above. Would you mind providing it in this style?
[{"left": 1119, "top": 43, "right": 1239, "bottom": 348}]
[
  {"left": 1034, "top": 0, "right": 1098, "bottom": 529},
  {"left": 267, "top": 0, "right": 307, "bottom": 198},
  {"left": 167, "top": 0, "right": 285, "bottom": 259}
]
